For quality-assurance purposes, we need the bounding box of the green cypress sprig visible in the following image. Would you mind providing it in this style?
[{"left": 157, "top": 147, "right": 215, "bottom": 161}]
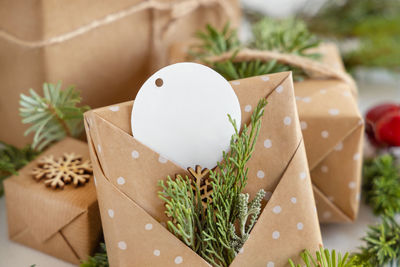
[
  {"left": 19, "top": 82, "right": 90, "bottom": 151},
  {"left": 159, "top": 98, "right": 268, "bottom": 267},
  {"left": 363, "top": 154, "right": 400, "bottom": 217},
  {"left": 158, "top": 175, "right": 205, "bottom": 253}
]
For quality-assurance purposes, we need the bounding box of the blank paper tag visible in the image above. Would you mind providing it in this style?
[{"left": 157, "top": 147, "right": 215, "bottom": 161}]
[{"left": 131, "top": 63, "right": 241, "bottom": 169}]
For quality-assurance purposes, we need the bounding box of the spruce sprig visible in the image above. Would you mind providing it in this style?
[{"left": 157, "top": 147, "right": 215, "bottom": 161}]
[
  {"left": 363, "top": 154, "right": 400, "bottom": 217},
  {"left": 0, "top": 142, "right": 39, "bottom": 196},
  {"left": 288, "top": 246, "right": 363, "bottom": 267},
  {"left": 191, "top": 19, "right": 320, "bottom": 81},
  {"left": 19, "top": 82, "right": 90, "bottom": 151}
]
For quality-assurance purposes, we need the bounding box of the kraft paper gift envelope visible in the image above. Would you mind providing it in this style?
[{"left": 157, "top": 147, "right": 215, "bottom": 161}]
[
  {"left": 84, "top": 72, "right": 322, "bottom": 267},
  {"left": 4, "top": 138, "right": 102, "bottom": 264},
  {"left": 169, "top": 43, "right": 364, "bottom": 223}
]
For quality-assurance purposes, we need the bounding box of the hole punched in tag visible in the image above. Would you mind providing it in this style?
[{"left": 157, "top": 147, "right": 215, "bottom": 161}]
[{"left": 155, "top": 78, "right": 163, "bottom": 87}]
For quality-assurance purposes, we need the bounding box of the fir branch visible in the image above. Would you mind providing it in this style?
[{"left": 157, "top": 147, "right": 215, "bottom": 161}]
[
  {"left": 80, "top": 243, "right": 109, "bottom": 267},
  {"left": 288, "top": 246, "right": 363, "bottom": 267},
  {"left": 353, "top": 216, "right": 400, "bottom": 266},
  {"left": 191, "top": 19, "right": 320, "bottom": 81},
  {"left": 19, "top": 82, "right": 90, "bottom": 151},
  {"left": 363, "top": 154, "right": 400, "bottom": 217},
  {"left": 0, "top": 142, "right": 39, "bottom": 196}
]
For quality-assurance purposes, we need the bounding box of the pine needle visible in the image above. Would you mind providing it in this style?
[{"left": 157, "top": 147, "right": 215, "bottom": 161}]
[
  {"left": 190, "top": 19, "right": 320, "bottom": 81},
  {"left": 363, "top": 154, "right": 400, "bottom": 217},
  {"left": 19, "top": 82, "right": 90, "bottom": 151}
]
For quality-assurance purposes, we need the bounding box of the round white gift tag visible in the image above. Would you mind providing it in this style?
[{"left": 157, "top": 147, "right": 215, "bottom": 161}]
[{"left": 131, "top": 62, "right": 241, "bottom": 169}]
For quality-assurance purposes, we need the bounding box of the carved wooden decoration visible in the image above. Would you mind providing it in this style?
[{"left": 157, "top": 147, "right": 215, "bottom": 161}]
[
  {"left": 188, "top": 165, "right": 213, "bottom": 209},
  {"left": 32, "top": 153, "right": 92, "bottom": 189}
]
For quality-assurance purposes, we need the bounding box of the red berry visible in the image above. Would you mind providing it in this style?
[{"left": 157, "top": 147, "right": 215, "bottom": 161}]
[
  {"left": 366, "top": 103, "right": 399, "bottom": 124},
  {"left": 365, "top": 103, "right": 400, "bottom": 147},
  {"left": 375, "top": 110, "right": 400, "bottom": 147}
]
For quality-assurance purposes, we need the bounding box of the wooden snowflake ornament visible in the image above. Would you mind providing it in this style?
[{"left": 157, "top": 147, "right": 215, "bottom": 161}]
[
  {"left": 188, "top": 165, "right": 213, "bottom": 208},
  {"left": 32, "top": 153, "right": 92, "bottom": 189}
]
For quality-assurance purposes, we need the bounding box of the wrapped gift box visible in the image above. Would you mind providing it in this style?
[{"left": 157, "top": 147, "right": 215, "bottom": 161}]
[
  {"left": 4, "top": 137, "right": 101, "bottom": 264},
  {"left": 169, "top": 43, "right": 364, "bottom": 223},
  {"left": 0, "top": 0, "right": 240, "bottom": 146},
  {"left": 84, "top": 72, "right": 322, "bottom": 266}
]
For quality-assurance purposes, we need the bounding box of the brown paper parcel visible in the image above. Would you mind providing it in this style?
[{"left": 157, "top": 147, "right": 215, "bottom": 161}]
[
  {"left": 84, "top": 72, "right": 322, "bottom": 267},
  {"left": 0, "top": 0, "right": 241, "bottom": 147},
  {"left": 169, "top": 43, "right": 364, "bottom": 223},
  {"left": 4, "top": 137, "right": 101, "bottom": 264}
]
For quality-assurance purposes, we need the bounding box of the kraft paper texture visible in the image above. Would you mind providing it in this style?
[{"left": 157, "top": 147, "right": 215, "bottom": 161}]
[
  {"left": 169, "top": 43, "right": 364, "bottom": 223},
  {"left": 84, "top": 72, "right": 322, "bottom": 267},
  {"left": 4, "top": 137, "right": 101, "bottom": 264},
  {"left": 0, "top": 0, "right": 241, "bottom": 147}
]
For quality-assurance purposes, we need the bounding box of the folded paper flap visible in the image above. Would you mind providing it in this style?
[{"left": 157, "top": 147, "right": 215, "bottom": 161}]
[
  {"left": 86, "top": 110, "right": 188, "bottom": 222},
  {"left": 231, "top": 141, "right": 322, "bottom": 266},
  {"left": 85, "top": 72, "right": 302, "bottom": 223},
  {"left": 311, "top": 126, "right": 364, "bottom": 222},
  {"left": 294, "top": 79, "right": 362, "bottom": 170},
  {"left": 86, "top": 135, "right": 210, "bottom": 267},
  {"left": 313, "top": 185, "right": 352, "bottom": 223},
  {"left": 5, "top": 138, "right": 97, "bottom": 243}
]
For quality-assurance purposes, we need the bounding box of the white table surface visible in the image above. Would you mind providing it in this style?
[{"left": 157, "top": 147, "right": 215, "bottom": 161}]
[{"left": 0, "top": 76, "right": 399, "bottom": 267}]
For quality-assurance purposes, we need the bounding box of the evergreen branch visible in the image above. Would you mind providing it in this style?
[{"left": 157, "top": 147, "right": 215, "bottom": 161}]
[
  {"left": 363, "top": 154, "right": 400, "bottom": 217},
  {"left": 80, "top": 243, "right": 109, "bottom": 267},
  {"left": 201, "top": 98, "right": 267, "bottom": 266},
  {"left": 19, "top": 82, "right": 90, "bottom": 151},
  {"left": 190, "top": 19, "right": 320, "bottom": 81},
  {"left": 0, "top": 142, "right": 39, "bottom": 196},
  {"left": 288, "top": 246, "right": 363, "bottom": 267},
  {"left": 158, "top": 175, "right": 204, "bottom": 253},
  {"left": 159, "top": 98, "right": 268, "bottom": 267},
  {"left": 353, "top": 216, "right": 400, "bottom": 266}
]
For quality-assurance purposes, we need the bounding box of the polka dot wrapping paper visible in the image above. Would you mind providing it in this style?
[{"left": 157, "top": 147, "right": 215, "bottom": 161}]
[
  {"left": 170, "top": 43, "right": 364, "bottom": 224},
  {"left": 84, "top": 72, "right": 322, "bottom": 266}
]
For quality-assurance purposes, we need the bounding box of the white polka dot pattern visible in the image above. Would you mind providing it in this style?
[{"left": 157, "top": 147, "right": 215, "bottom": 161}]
[
  {"left": 174, "top": 256, "right": 183, "bottom": 264},
  {"left": 118, "top": 241, "right": 127, "bottom": 250},
  {"left": 131, "top": 150, "right": 139, "bottom": 159},
  {"left": 108, "top": 209, "right": 114, "bottom": 218},
  {"left": 109, "top": 106, "right": 120, "bottom": 112},
  {"left": 272, "top": 231, "right": 280, "bottom": 239},
  {"left": 117, "top": 177, "right": 125, "bottom": 185},
  {"left": 264, "top": 139, "right": 272, "bottom": 148}
]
